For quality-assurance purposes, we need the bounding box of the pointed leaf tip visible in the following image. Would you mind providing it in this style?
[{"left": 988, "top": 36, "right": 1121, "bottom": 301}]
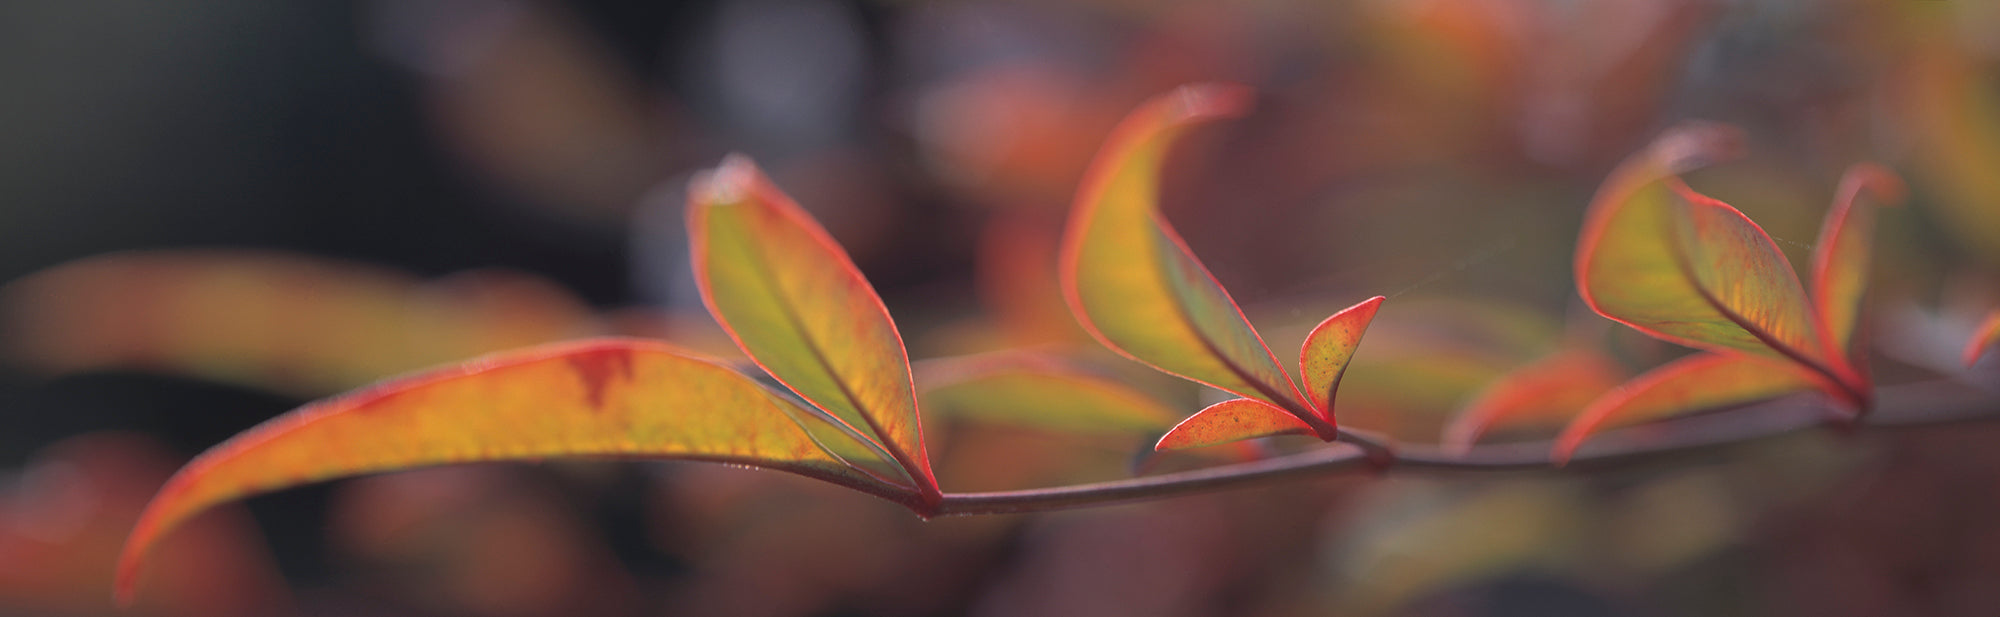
[
  {"left": 688, "top": 156, "right": 938, "bottom": 498},
  {"left": 115, "top": 339, "right": 909, "bottom": 604},
  {"left": 1155, "top": 398, "right": 1314, "bottom": 451},
  {"left": 1061, "top": 83, "right": 1312, "bottom": 419},
  {"left": 1299, "top": 296, "right": 1385, "bottom": 421}
]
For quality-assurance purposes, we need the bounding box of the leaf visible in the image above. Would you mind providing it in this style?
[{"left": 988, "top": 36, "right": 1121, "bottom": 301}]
[
  {"left": 1299, "top": 296, "right": 1385, "bottom": 420},
  {"left": 1967, "top": 310, "right": 2000, "bottom": 367},
  {"left": 1552, "top": 351, "right": 1818, "bottom": 464},
  {"left": 0, "top": 251, "right": 597, "bottom": 396},
  {"left": 1155, "top": 398, "right": 1315, "bottom": 451},
  {"left": 115, "top": 338, "right": 909, "bottom": 604},
  {"left": 1811, "top": 164, "right": 1905, "bottom": 367},
  {"left": 919, "top": 355, "right": 1181, "bottom": 434},
  {"left": 1440, "top": 348, "right": 1626, "bottom": 453},
  {"left": 1060, "top": 83, "right": 1315, "bottom": 426},
  {"left": 1575, "top": 123, "right": 1857, "bottom": 401},
  {"left": 688, "top": 156, "right": 938, "bottom": 498}
]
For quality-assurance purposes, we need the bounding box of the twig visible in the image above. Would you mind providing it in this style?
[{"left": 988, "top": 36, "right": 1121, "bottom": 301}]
[{"left": 929, "top": 379, "right": 1999, "bottom": 516}]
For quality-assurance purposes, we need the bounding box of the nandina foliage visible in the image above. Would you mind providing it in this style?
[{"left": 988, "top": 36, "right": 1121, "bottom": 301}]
[
  {"left": 1057, "top": 83, "right": 1385, "bottom": 451},
  {"left": 1552, "top": 125, "right": 1905, "bottom": 459},
  {"left": 1967, "top": 310, "right": 2000, "bottom": 366}
]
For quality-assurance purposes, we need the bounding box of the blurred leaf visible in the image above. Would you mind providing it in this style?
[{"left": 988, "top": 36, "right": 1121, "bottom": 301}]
[
  {"left": 1902, "top": 39, "right": 2000, "bottom": 264},
  {"left": 116, "top": 339, "right": 912, "bottom": 603},
  {"left": 1155, "top": 398, "right": 1312, "bottom": 451},
  {"left": 1576, "top": 124, "right": 1861, "bottom": 404},
  {"left": 1554, "top": 352, "right": 1818, "bottom": 464},
  {"left": 919, "top": 354, "right": 1180, "bottom": 434},
  {"left": 0, "top": 251, "right": 598, "bottom": 396},
  {"left": 1299, "top": 296, "right": 1385, "bottom": 420},
  {"left": 1441, "top": 348, "right": 1626, "bottom": 453},
  {"left": 688, "top": 156, "right": 939, "bottom": 498},
  {"left": 1060, "top": 84, "right": 1320, "bottom": 428},
  {"left": 1967, "top": 310, "right": 2000, "bottom": 367},
  {"left": 1810, "top": 164, "right": 1904, "bottom": 374}
]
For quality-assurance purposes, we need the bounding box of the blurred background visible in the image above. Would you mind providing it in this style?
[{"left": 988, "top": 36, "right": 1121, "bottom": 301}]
[{"left": 3, "top": 0, "right": 2000, "bottom": 615}]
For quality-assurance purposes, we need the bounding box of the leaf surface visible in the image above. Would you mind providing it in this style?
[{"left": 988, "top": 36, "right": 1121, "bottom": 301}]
[
  {"left": 688, "top": 157, "right": 937, "bottom": 496},
  {"left": 1061, "top": 84, "right": 1311, "bottom": 419},
  {"left": 1441, "top": 348, "right": 1626, "bottom": 453},
  {"left": 1811, "top": 164, "right": 1904, "bottom": 365},
  {"left": 920, "top": 356, "right": 1181, "bottom": 433},
  {"left": 1967, "top": 310, "right": 2000, "bottom": 367},
  {"left": 116, "top": 339, "right": 905, "bottom": 604},
  {"left": 1576, "top": 124, "right": 1853, "bottom": 398},
  {"left": 1155, "top": 398, "right": 1314, "bottom": 451},
  {"left": 1299, "top": 296, "right": 1385, "bottom": 421},
  {"left": 1553, "top": 352, "right": 1817, "bottom": 464}
]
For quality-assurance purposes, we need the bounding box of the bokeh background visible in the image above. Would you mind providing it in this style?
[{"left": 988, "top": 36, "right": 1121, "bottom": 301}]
[{"left": 3, "top": 0, "right": 2000, "bottom": 615}]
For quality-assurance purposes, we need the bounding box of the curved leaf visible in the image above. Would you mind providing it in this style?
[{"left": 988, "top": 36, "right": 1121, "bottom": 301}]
[
  {"left": 1060, "top": 84, "right": 1314, "bottom": 425},
  {"left": 1966, "top": 310, "right": 2000, "bottom": 367},
  {"left": 1155, "top": 398, "right": 1314, "bottom": 451},
  {"left": 1299, "top": 296, "right": 1385, "bottom": 421},
  {"left": 1576, "top": 124, "right": 1854, "bottom": 399},
  {"left": 116, "top": 339, "right": 907, "bottom": 604},
  {"left": 1441, "top": 348, "right": 1626, "bottom": 453},
  {"left": 919, "top": 356, "right": 1180, "bottom": 433},
  {"left": 1553, "top": 352, "right": 1818, "bottom": 464},
  {"left": 1811, "top": 163, "right": 1905, "bottom": 371},
  {"left": 688, "top": 156, "right": 938, "bottom": 498}
]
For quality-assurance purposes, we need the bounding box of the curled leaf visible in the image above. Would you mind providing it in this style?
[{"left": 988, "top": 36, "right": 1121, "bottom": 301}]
[
  {"left": 1155, "top": 398, "right": 1314, "bottom": 451},
  {"left": 919, "top": 355, "right": 1180, "bottom": 434},
  {"left": 1811, "top": 164, "right": 1905, "bottom": 366},
  {"left": 1553, "top": 351, "right": 1818, "bottom": 464},
  {"left": 1441, "top": 348, "right": 1626, "bottom": 453},
  {"left": 689, "top": 156, "right": 937, "bottom": 498},
  {"left": 1967, "top": 310, "right": 2000, "bottom": 367},
  {"left": 1060, "top": 84, "right": 1312, "bottom": 422},
  {"left": 1299, "top": 296, "right": 1385, "bottom": 421},
  {"left": 116, "top": 339, "right": 908, "bottom": 604}
]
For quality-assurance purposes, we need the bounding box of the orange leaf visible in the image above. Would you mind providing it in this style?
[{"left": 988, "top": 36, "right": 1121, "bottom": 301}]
[
  {"left": 1299, "top": 296, "right": 1385, "bottom": 420},
  {"left": 688, "top": 156, "right": 938, "bottom": 499},
  {"left": 1060, "top": 84, "right": 1321, "bottom": 432},
  {"left": 1440, "top": 348, "right": 1626, "bottom": 453},
  {"left": 1155, "top": 398, "right": 1315, "bottom": 451},
  {"left": 1552, "top": 351, "right": 1818, "bottom": 464},
  {"left": 1811, "top": 164, "right": 1905, "bottom": 369},
  {"left": 115, "top": 339, "right": 909, "bottom": 604},
  {"left": 1966, "top": 310, "right": 2000, "bottom": 367},
  {"left": 1575, "top": 124, "right": 1859, "bottom": 404}
]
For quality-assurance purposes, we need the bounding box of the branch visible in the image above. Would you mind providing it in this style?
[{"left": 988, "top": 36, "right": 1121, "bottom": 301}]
[{"left": 929, "top": 379, "right": 2000, "bottom": 517}]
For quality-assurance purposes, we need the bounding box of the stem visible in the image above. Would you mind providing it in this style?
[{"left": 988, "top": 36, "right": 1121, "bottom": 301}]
[{"left": 929, "top": 379, "right": 1998, "bottom": 517}]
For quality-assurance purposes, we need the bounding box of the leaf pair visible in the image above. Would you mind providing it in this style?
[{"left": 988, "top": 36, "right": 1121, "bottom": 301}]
[
  {"left": 1058, "top": 83, "right": 1385, "bottom": 451},
  {"left": 116, "top": 157, "right": 943, "bottom": 603},
  {"left": 1551, "top": 124, "right": 1905, "bottom": 461}
]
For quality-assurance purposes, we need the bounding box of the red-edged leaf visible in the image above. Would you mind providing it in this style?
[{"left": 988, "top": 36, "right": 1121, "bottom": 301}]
[
  {"left": 1575, "top": 124, "right": 1858, "bottom": 403},
  {"left": 115, "top": 339, "right": 908, "bottom": 604},
  {"left": 1061, "top": 84, "right": 1321, "bottom": 431},
  {"left": 1298, "top": 296, "right": 1385, "bottom": 421},
  {"left": 1155, "top": 398, "right": 1315, "bottom": 451},
  {"left": 1811, "top": 164, "right": 1905, "bottom": 370},
  {"left": 1552, "top": 351, "right": 1819, "bottom": 464},
  {"left": 688, "top": 156, "right": 938, "bottom": 499},
  {"left": 1967, "top": 310, "right": 2000, "bottom": 367},
  {"left": 1440, "top": 348, "right": 1626, "bottom": 453}
]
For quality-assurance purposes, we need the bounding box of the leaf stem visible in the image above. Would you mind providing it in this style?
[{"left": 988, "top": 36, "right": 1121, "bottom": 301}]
[{"left": 927, "top": 379, "right": 1996, "bottom": 517}]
